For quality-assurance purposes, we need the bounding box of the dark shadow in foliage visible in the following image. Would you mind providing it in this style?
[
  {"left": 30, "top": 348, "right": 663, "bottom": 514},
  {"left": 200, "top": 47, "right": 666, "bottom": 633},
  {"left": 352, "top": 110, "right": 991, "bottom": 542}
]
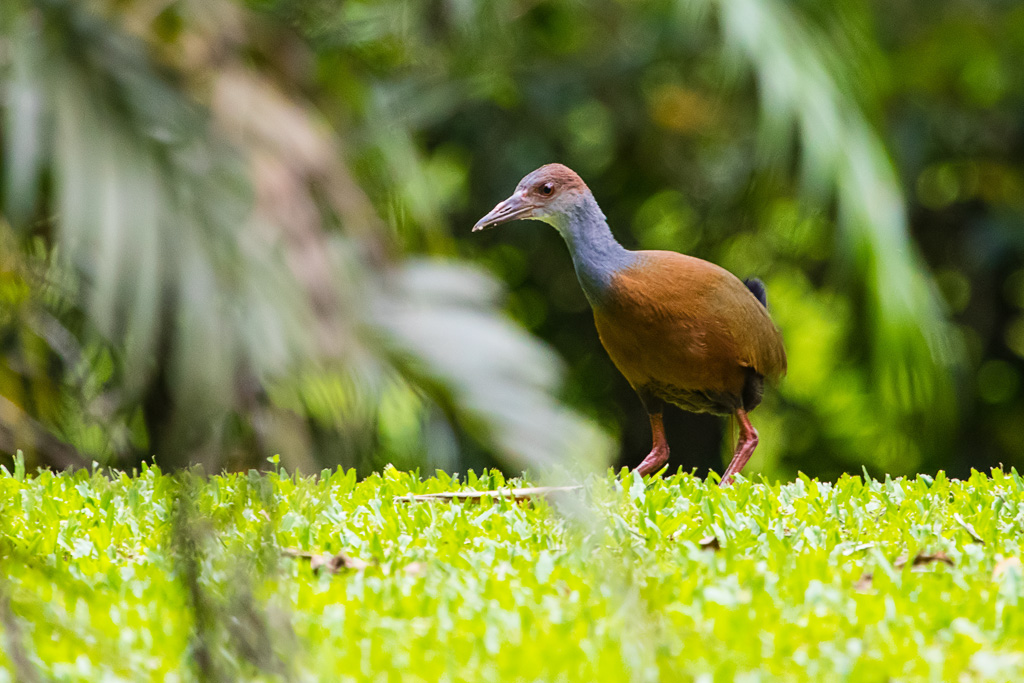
[
  {"left": 0, "top": 399, "right": 90, "bottom": 472},
  {"left": 0, "top": 573, "right": 44, "bottom": 683},
  {"left": 172, "top": 472, "right": 297, "bottom": 682}
]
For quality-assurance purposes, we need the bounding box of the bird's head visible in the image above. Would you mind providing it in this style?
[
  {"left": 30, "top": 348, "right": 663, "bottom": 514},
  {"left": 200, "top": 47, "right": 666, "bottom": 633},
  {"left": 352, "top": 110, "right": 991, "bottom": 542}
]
[{"left": 472, "top": 163, "right": 591, "bottom": 232}]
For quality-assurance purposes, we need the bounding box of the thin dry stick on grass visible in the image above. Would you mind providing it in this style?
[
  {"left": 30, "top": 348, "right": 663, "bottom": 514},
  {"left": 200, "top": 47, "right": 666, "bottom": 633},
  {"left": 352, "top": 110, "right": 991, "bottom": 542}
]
[
  {"left": 281, "top": 548, "right": 370, "bottom": 573},
  {"left": 854, "top": 551, "right": 955, "bottom": 591},
  {"left": 393, "top": 485, "right": 583, "bottom": 504}
]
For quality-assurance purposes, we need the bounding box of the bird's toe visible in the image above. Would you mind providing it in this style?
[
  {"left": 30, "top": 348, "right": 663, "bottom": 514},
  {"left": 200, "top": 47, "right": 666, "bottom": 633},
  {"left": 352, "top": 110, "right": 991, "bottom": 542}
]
[{"left": 634, "top": 448, "right": 669, "bottom": 477}]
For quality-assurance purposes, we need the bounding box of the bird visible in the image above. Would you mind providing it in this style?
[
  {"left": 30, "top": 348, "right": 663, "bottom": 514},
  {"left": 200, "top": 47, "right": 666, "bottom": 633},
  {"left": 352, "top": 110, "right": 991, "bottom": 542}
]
[{"left": 473, "top": 164, "right": 786, "bottom": 485}]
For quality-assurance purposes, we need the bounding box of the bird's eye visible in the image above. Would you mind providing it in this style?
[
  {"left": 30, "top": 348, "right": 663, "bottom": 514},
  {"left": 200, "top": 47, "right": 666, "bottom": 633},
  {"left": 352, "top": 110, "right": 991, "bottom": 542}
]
[{"left": 539, "top": 182, "right": 554, "bottom": 196}]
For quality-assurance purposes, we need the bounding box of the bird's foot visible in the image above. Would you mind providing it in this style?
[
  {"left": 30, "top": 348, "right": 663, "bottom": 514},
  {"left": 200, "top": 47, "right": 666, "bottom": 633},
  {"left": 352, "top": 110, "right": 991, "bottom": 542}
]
[
  {"left": 720, "top": 455, "right": 750, "bottom": 487},
  {"left": 720, "top": 412, "right": 759, "bottom": 487},
  {"left": 634, "top": 448, "right": 669, "bottom": 477}
]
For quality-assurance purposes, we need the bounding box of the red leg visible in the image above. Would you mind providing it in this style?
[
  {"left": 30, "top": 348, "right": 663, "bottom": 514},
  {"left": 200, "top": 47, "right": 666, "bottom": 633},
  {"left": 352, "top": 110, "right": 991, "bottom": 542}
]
[
  {"left": 634, "top": 411, "right": 670, "bottom": 477},
  {"left": 721, "top": 409, "right": 758, "bottom": 487}
]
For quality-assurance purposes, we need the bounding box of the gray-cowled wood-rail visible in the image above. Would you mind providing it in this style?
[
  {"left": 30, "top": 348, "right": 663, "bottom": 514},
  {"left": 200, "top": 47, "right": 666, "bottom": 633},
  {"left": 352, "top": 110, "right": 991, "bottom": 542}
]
[{"left": 473, "top": 164, "right": 786, "bottom": 485}]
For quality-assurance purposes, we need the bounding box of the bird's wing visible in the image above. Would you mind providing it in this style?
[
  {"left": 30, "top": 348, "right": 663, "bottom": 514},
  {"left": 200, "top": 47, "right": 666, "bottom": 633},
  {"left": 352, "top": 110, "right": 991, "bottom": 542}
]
[{"left": 611, "top": 251, "right": 787, "bottom": 382}]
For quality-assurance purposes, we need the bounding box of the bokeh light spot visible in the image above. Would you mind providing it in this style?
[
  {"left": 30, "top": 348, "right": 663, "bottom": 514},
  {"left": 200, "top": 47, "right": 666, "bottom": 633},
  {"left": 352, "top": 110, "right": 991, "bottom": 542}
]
[
  {"left": 633, "top": 190, "right": 699, "bottom": 252},
  {"left": 935, "top": 269, "right": 971, "bottom": 313},
  {"left": 977, "top": 360, "right": 1019, "bottom": 404},
  {"left": 1005, "top": 315, "right": 1024, "bottom": 359},
  {"left": 647, "top": 84, "right": 714, "bottom": 134},
  {"left": 565, "top": 100, "right": 614, "bottom": 173},
  {"left": 917, "top": 164, "right": 959, "bottom": 209}
]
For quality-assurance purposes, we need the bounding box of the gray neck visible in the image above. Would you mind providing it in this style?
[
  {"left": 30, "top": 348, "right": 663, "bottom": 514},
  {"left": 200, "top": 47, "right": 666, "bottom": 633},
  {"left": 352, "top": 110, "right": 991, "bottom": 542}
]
[{"left": 552, "top": 194, "right": 635, "bottom": 305}]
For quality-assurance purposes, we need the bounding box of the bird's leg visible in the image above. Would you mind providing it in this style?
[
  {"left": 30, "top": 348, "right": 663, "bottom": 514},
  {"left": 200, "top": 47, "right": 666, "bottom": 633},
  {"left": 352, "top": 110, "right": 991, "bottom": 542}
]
[
  {"left": 720, "top": 409, "right": 758, "bottom": 486},
  {"left": 634, "top": 403, "right": 670, "bottom": 477}
]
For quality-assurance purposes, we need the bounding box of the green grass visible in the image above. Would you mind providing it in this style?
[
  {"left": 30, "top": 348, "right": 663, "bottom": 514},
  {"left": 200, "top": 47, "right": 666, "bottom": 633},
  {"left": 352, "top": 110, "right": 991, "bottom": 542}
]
[{"left": 1, "top": 459, "right": 1024, "bottom": 682}]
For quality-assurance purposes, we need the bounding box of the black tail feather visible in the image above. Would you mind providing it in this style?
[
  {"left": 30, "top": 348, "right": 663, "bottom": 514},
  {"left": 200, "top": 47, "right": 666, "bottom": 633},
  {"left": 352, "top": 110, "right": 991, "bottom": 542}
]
[{"left": 743, "top": 278, "right": 768, "bottom": 308}]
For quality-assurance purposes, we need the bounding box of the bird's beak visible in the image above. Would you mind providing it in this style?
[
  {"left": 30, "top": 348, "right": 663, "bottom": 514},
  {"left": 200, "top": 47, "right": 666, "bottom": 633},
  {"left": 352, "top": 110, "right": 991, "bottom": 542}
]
[{"left": 472, "top": 192, "right": 535, "bottom": 232}]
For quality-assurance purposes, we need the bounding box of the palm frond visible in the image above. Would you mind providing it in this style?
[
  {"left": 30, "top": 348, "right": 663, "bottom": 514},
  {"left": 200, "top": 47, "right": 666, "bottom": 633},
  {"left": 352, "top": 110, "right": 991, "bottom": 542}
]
[
  {"left": 19, "top": 4, "right": 319, "bottom": 446},
  {"left": 690, "top": 0, "right": 962, "bottom": 421},
  {"left": 0, "top": 0, "right": 610, "bottom": 473},
  {"left": 372, "top": 260, "right": 612, "bottom": 473}
]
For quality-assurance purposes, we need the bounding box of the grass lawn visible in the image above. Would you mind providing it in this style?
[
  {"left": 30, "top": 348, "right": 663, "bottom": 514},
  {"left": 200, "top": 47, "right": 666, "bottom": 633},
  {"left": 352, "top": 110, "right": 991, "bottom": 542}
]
[{"left": 1, "top": 459, "right": 1023, "bottom": 682}]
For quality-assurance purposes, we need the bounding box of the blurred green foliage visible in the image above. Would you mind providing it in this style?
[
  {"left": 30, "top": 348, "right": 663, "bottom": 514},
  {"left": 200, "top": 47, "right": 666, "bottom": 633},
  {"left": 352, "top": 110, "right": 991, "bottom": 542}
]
[{"left": 1, "top": 0, "right": 1022, "bottom": 479}]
